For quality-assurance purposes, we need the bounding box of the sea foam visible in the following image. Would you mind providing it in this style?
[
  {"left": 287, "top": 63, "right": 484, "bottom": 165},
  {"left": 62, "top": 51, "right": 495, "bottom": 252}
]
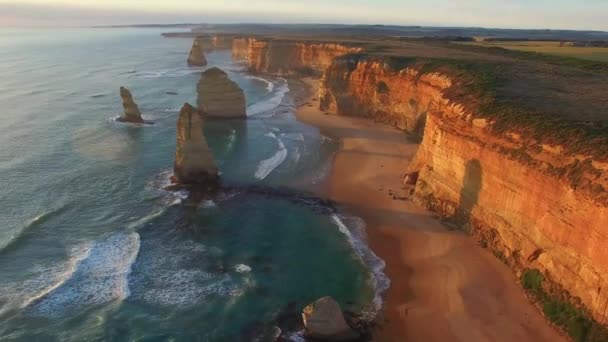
[
  {"left": 255, "top": 133, "right": 288, "bottom": 180},
  {"left": 331, "top": 214, "right": 390, "bottom": 320},
  {"left": 19, "top": 232, "right": 140, "bottom": 317},
  {"left": 247, "top": 78, "right": 289, "bottom": 116}
]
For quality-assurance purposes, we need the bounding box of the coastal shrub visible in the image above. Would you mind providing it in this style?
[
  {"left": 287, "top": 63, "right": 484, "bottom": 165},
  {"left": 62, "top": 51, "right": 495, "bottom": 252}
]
[
  {"left": 520, "top": 269, "right": 608, "bottom": 342},
  {"left": 521, "top": 269, "right": 543, "bottom": 294},
  {"left": 376, "top": 81, "right": 390, "bottom": 94}
]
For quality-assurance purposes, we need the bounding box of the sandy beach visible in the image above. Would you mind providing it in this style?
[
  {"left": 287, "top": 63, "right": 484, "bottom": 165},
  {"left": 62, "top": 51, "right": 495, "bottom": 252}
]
[{"left": 295, "top": 78, "right": 566, "bottom": 342}]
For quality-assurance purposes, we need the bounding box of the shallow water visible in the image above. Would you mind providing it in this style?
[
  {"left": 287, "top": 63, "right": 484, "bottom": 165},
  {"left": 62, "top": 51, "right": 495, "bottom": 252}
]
[{"left": 0, "top": 28, "right": 386, "bottom": 340}]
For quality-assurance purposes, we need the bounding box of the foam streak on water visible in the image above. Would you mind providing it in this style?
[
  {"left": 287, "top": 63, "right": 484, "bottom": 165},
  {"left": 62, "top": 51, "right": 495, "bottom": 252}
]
[
  {"left": 331, "top": 214, "right": 390, "bottom": 320},
  {"left": 26, "top": 232, "right": 141, "bottom": 316},
  {"left": 245, "top": 75, "right": 275, "bottom": 93},
  {"left": 247, "top": 78, "right": 289, "bottom": 116},
  {"left": 255, "top": 133, "right": 288, "bottom": 180}
]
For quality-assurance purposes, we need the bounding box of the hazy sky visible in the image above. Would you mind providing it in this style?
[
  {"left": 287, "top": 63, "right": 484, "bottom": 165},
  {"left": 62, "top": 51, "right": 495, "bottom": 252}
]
[{"left": 1, "top": 0, "right": 606, "bottom": 31}]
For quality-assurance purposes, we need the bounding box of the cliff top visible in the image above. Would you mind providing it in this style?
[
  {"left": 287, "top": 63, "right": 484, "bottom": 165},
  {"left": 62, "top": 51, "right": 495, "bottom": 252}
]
[{"left": 327, "top": 39, "right": 608, "bottom": 160}]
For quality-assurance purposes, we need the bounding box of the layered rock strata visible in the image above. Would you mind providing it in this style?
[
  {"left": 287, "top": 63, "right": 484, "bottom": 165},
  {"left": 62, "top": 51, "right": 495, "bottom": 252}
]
[
  {"left": 319, "top": 55, "right": 608, "bottom": 325},
  {"left": 173, "top": 103, "right": 219, "bottom": 186},
  {"left": 187, "top": 37, "right": 208, "bottom": 66},
  {"left": 319, "top": 55, "right": 450, "bottom": 137},
  {"left": 197, "top": 67, "right": 246, "bottom": 119},
  {"left": 244, "top": 38, "right": 362, "bottom": 75},
  {"left": 232, "top": 37, "right": 250, "bottom": 60}
]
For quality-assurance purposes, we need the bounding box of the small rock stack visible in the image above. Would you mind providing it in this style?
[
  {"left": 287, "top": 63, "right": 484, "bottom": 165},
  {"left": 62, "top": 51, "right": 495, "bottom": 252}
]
[
  {"left": 187, "top": 37, "right": 208, "bottom": 66},
  {"left": 117, "top": 87, "right": 145, "bottom": 123}
]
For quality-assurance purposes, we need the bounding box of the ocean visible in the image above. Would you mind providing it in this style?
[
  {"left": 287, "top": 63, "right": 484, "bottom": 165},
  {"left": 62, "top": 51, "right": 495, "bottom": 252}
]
[{"left": 0, "top": 28, "right": 387, "bottom": 341}]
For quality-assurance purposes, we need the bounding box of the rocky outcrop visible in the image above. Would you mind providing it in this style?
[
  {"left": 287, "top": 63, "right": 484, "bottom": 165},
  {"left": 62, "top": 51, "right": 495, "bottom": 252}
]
[
  {"left": 320, "top": 55, "right": 452, "bottom": 137},
  {"left": 302, "top": 297, "right": 359, "bottom": 341},
  {"left": 117, "top": 87, "right": 150, "bottom": 124},
  {"left": 319, "top": 54, "right": 608, "bottom": 325},
  {"left": 232, "top": 37, "right": 250, "bottom": 60},
  {"left": 187, "top": 37, "right": 208, "bottom": 66},
  {"left": 245, "top": 38, "right": 362, "bottom": 75},
  {"left": 196, "top": 67, "right": 246, "bottom": 119},
  {"left": 172, "top": 103, "right": 219, "bottom": 186}
]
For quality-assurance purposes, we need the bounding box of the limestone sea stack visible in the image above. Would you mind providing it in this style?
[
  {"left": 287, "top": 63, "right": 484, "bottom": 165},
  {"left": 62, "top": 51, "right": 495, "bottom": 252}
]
[
  {"left": 117, "top": 87, "right": 146, "bottom": 123},
  {"left": 302, "top": 297, "right": 359, "bottom": 341},
  {"left": 197, "top": 67, "right": 247, "bottom": 118},
  {"left": 187, "top": 37, "right": 208, "bottom": 66},
  {"left": 172, "top": 103, "right": 219, "bottom": 186}
]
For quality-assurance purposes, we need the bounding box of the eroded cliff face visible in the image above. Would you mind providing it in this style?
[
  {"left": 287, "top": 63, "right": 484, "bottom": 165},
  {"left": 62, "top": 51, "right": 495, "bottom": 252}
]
[
  {"left": 320, "top": 56, "right": 608, "bottom": 324},
  {"left": 244, "top": 38, "right": 362, "bottom": 75},
  {"left": 232, "top": 37, "right": 250, "bottom": 60},
  {"left": 320, "top": 56, "right": 453, "bottom": 136},
  {"left": 173, "top": 103, "right": 219, "bottom": 186}
]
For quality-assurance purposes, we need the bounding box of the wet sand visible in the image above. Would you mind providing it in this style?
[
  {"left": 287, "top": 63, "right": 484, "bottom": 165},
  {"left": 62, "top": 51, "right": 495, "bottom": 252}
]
[{"left": 294, "top": 78, "right": 566, "bottom": 342}]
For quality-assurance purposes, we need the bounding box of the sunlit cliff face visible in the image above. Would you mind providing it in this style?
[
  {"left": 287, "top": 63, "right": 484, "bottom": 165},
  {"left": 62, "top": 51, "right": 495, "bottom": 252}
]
[{"left": 312, "top": 53, "right": 608, "bottom": 324}]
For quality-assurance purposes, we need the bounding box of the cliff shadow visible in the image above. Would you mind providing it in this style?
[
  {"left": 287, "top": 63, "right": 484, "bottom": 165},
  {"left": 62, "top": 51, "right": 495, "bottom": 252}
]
[
  {"left": 459, "top": 159, "right": 483, "bottom": 225},
  {"left": 411, "top": 113, "right": 427, "bottom": 143}
]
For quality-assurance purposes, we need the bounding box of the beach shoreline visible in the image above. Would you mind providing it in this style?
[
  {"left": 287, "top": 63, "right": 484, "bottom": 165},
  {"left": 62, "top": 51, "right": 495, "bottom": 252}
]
[{"left": 293, "top": 77, "right": 567, "bottom": 342}]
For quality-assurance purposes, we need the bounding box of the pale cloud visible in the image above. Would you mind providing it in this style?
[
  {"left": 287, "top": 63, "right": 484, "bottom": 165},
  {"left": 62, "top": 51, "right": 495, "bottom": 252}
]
[{"left": 0, "top": 0, "right": 606, "bottom": 30}]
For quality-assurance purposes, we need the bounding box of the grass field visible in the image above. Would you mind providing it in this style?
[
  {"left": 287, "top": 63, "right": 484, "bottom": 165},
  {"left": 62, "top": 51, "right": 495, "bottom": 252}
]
[{"left": 457, "top": 41, "right": 608, "bottom": 62}]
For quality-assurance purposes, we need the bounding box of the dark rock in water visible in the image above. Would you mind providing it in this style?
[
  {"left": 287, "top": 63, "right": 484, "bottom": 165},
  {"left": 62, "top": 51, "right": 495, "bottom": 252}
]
[
  {"left": 302, "top": 297, "right": 360, "bottom": 341},
  {"left": 197, "top": 67, "right": 247, "bottom": 119},
  {"left": 172, "top": 103, "right": 219, "bottom": 188},
  {"left": 117, "top": 87, "right": 153, "bottom": 124},
  {"left": 187, "top": 37, "right": 208, "bottom": 66}
]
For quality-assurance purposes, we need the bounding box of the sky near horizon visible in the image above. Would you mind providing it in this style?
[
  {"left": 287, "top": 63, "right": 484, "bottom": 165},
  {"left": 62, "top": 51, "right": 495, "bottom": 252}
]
[{"left": 0, "top": 0, "right": 607, "bottom": 31}]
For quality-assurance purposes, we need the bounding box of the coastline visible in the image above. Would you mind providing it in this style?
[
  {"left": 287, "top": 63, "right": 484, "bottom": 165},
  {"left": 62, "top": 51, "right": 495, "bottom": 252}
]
[{"left": 294, "top": 77, "right": 567, "bottom": 341}]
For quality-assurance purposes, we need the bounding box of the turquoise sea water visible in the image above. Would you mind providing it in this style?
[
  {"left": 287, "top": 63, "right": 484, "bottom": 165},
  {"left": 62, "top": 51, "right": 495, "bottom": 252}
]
[{"left": 0, "top": 28, "right": 387, "bottom": 341}]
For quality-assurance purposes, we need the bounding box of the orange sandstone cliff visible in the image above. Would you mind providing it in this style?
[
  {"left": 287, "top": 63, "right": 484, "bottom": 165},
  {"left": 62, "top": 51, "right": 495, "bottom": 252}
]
[
  {"left": 242, "top": 38, "right": 362, "bottom": 75},
  {"left": 319, "top": 54, "right": 608, "bottom": 326}
]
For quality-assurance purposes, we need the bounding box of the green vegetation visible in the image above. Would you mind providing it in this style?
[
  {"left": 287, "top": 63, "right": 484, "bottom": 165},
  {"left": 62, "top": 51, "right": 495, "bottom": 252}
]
[
  {"left": 457, "top": 41, "right": 608, "bottom": 63},
  {"left": 346, "top": 52, "right": 608, "bottom": 161},
  {"left": 520, "top": 269, "right": 608, "bottom": 342}
]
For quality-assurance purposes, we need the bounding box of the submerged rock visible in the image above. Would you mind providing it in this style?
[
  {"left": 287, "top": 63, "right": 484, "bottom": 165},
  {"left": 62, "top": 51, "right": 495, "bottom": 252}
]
[
  {"left": 302, "top": 297, "right": 359, "bottom": 341},
  {"left": 117, "top": 86, "right": 150, "bottom": 124},
  {"left": 197, "top": 67, "right": 246, "bottom": 119},
  {"left": 187, "top": 37, "right": 208, "bottom": 66},
  {"left": 172, "top": 103, "right": 219, "bottom": 186}
]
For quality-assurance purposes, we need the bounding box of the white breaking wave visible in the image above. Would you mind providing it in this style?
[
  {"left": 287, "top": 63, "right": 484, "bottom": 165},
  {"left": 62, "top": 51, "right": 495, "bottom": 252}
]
[
  {"left": 135, "top": 69, "right": 200, "bottom": 79},
  {"left": 247, "top": 78, "right": 289, "bottom": 116},
  {"left": 255, "top": 134, "right": 288, "bottom": 180},
  {"left": 0, "top": 243, "right": 92, "bottom": 316},
  {"left": 16, "top": 232, "right": 140, "bottom": 317},
  {"left": 234, "top": 264, "right": 252, "bottom": 273},
  {"left": 128, "top": 240, "right": 241, "bottom": 307},
  {"left": 281, "top": 132, "right": 305, "bottom": 142},
  {"left": 245, "top": 75, "right": 274, "bottom": 93},
  {"left": 330, "top": 214, "right": 390, "bottom": 320}
]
